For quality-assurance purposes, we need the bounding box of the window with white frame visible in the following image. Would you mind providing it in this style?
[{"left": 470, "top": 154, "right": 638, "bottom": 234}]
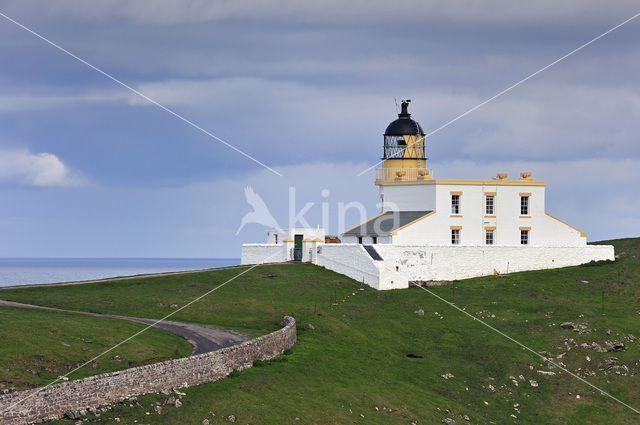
[
  {"left": 485, "top": 229, "right": 494, "bottom": 245},
  {"left": 520, "top": 196, "right": 529, "bottom": 215},
  {"left": 451, "top": 195, "right": 460, "bottom": 214},
  {"left": 451, "top": 229, "right": 460, "bottom": 245},
  {"left": 520, "top": 230, "right": 529, "bottom": 245},
  {"left": 485, "top": 195, "right": 495, "bottom": 215}
]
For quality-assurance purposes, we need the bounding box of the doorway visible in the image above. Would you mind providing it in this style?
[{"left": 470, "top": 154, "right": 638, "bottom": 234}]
[{"left": 293, "top": 234, "right": 303, "bottom": 261}]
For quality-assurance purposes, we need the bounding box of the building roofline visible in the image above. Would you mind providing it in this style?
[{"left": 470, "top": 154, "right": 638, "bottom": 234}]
[
  {"left": 342, "top": 211, "right": 387, "bottom": 234},
  {"left": 376, "top": 179, "right": 546, "bottom": 187}
]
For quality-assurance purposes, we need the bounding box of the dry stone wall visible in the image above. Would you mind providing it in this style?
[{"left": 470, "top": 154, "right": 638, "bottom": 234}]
[{"left": 0, "top": 316, "right": 296, "bottom": 425}]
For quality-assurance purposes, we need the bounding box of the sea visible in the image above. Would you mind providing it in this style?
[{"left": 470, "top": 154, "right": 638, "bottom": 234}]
[{"left": 0, "top": 258, "right": 240, "bottom": 288}]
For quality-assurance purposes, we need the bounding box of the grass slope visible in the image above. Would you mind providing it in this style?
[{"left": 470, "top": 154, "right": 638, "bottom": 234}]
[
  {"left": 0, "top": 308, "right": 192, "bottom": 391},
  {"left": 1, "top": 238, "right": 639, "bottom": 424}
]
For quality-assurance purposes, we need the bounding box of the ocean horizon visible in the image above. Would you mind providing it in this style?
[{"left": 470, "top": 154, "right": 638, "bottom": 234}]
[{"left": 0, "top": 258, "right": 240, "bottom": 287}]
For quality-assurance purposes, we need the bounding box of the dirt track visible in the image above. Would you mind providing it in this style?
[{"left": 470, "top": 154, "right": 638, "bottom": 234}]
[{"left": 0, "top": 300, "right": 249, "bottom": 355}]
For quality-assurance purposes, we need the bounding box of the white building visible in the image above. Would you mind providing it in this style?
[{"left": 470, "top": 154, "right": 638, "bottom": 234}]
[
  {"left": 242, "top": 101, "right": 614, "bottom": 289},
  {"left": 342, "top": 175, "right": 585, "bottom": 248},
  {"left": 242, "top": 228, "right": 325, "bottom": 264}
]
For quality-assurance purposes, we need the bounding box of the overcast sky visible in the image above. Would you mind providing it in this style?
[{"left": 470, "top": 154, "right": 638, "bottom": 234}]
[{"left": 1, "top": 1, "right": 639, "bottom": 257}]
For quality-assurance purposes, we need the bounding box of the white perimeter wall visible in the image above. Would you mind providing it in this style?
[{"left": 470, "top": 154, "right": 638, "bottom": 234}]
[
  {"left": 242, "top": 243, "right": 614, "bottom": 292},
  {"left": 374, "top": 244, "right": 614, "bottom": 289},
  {"left": 316, "top": 244, "right": 381, "bottom": 288},
  {"left": 241, "top": 244, "right": 284, "bottom": 264}
]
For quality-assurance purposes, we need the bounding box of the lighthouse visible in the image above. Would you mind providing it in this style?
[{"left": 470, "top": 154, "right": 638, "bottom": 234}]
[{"left": 241, "top": 100, "right": 614, "bottom": 290}]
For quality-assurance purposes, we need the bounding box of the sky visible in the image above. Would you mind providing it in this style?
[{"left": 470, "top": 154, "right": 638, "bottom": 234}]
[{"left": 0, "top": 0, "right": 639, "bottom": 257}]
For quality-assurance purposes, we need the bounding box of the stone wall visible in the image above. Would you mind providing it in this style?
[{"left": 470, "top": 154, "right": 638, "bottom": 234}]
[{"left": 0, "top": 316, "right": 296, "bottom": 425}]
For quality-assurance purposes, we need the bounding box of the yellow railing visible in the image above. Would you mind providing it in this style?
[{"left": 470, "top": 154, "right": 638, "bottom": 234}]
[{"left": 375, "top": 168, "right": 433, "bottom": 182}]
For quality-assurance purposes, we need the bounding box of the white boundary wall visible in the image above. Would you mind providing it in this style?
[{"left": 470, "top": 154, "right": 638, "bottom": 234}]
[
  {"left": 241, "top": 242, "right": 614, "bottom": 291},
  {"left": 241, "top": 244, "right": 283, "bottom": 264},
  {"left": 316, "top": 244, "right": 380, "bottom": 287},
  {"left": 374, "top": 244, "right": 615, "bottom": 289}
]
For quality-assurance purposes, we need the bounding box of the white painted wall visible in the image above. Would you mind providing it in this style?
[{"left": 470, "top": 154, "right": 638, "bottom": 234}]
[
  {"left": 373, "top": 244, "right": 614, "bottom": 289},
  {"left": 538, "top": 213, "right": 586, "bottom": 246},
  {"left": 433, "top": 183, "right": 548, "bottom": 246},
  {"left": 241, "top": 244, "right": 283, "bottom": 264},
  {"left": 302, "top": 241, "right": 316, "bottom": 262},
  {"left": 488, "top": 184, "right": 546, "bottom": 246},
  {"left": 380, "top": 184, "right": 436, "bottom": 212},
  {"left": 241, "top": 241, "right": 614, "bottom": 291},
  {"left": 342, "top": 235, "right": 357, "bottom": 244},
  {"left": 392, "top": 210, "right": 442, "bottom": 245},
  {"left": 310, "top": 241, "right": 320, "bottom": 263},
  {"left": 387, "top": 182, "right": 585, "bottom": 247},
  {"left": 316, "top": 244, "right": 381, "bottom": 288}
]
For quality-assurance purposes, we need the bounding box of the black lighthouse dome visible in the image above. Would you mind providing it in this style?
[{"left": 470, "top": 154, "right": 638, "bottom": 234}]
[
  {"left": 382, "top": 99, "right": 427, "bottom": 161},
  {"left": 384, "top": 100, "right": 425, "bottom": 136}
]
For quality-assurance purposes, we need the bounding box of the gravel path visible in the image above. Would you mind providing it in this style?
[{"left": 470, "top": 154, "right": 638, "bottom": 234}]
[{"left": 0, "top": 300, "right": 249, "bottom": 355}]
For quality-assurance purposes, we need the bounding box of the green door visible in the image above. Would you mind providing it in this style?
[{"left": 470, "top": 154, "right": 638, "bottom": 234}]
[{"left": 293, "top": 234, "right": 303, "bottom": 261}]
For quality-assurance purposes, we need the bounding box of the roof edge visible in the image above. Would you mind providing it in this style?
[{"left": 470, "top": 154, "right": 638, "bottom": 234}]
[{"left": 342, "top": 211, "right": 387, "bottom": 235}]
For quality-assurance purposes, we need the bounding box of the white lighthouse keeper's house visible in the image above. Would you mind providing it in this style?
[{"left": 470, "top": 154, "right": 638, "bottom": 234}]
[{"left": 241, "top": 101, "right": 614, "bottom": 289}]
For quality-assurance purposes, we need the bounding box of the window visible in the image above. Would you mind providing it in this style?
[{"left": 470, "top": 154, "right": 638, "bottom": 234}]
[
  {"left": 274, "top": 234, "right": 278, "bottom": 244},
  {"left": 372, "top": 236, "right": 377, "bottom": 244},
  {"left": 521, "top": 230, "right": 529, "bottom": 245},
  {"left": 357, "top": 236, "right": 363, "bottom": 244},
  {"left": 451, "top": 229, "right": 460, "bottom": 245},
  {"left": 521, "top": 196, "right": 529, "bottom": 215},
  {"left": 485, "top": 230, "right": 494, "bottom": 245},
  {"left": 485, "top": 196, "right": 494, "bottom": 215},
  {"left": 451, "top": 195, "right": 460, "bottom": 214}
]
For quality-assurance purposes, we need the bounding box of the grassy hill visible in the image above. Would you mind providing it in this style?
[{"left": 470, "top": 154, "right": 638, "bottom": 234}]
[
  {"left": 1, "top": 237, "right": 639, "bottom": 424},
  {"left": 0, "top": 307, "right": 191, "bottom": 391}
]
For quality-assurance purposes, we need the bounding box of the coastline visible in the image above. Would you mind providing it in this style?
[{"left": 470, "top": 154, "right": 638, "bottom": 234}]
[
  {"left": 0, "top": 258, "right": 240, "bottom": 289},
  {"left": 0, "top": 266, "right": 240, "bottom": 290}
]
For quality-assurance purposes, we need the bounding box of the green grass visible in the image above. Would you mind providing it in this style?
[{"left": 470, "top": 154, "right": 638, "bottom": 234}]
[
  {"left": 1, "top": 238, "right": 639, "bottom": 424},
  {"left": 0, "top": 308, "right": 192, "bottom": 391},
  {"left": 0, "top": 264, "right": 351, "bottom": 337}
]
